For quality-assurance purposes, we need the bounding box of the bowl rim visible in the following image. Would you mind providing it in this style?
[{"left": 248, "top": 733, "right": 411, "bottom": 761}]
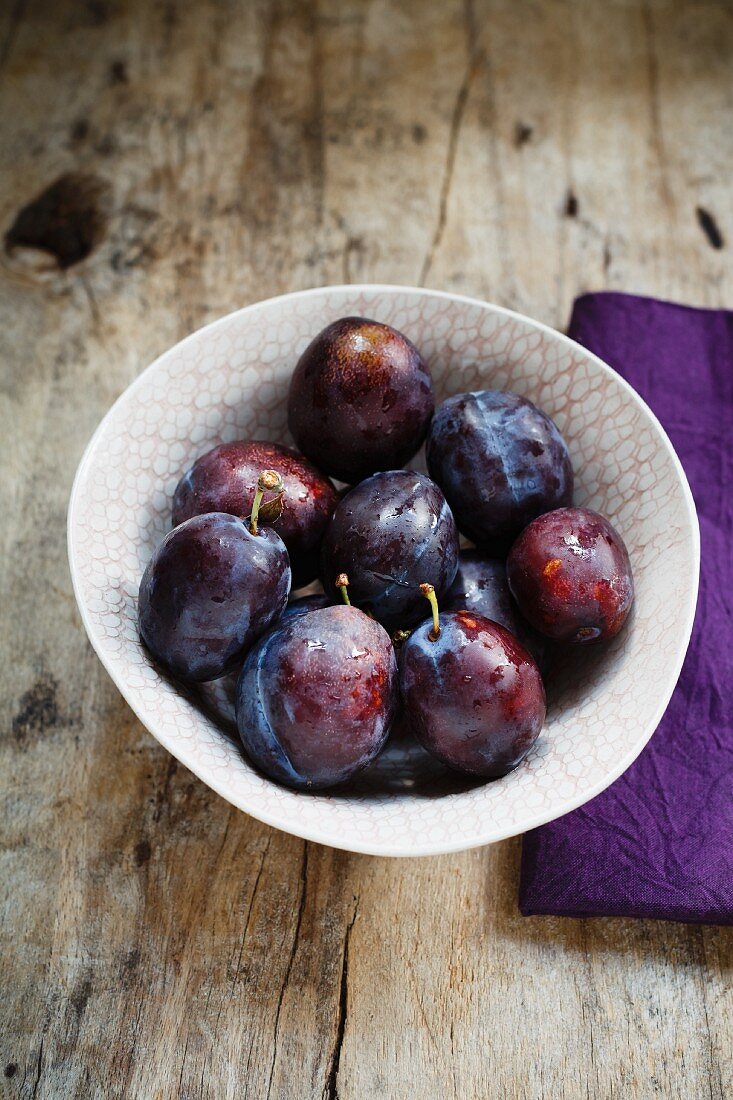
[{"left": 67, "top": 283, "right": 701, "bottom": 856}]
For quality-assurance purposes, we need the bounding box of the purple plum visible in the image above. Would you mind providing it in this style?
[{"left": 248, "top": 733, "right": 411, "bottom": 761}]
[
  {"left": 288, "top": 317, "right": 434, "bottom": 483},
  {"left": 236, "top": 605, "right": 398, "bottom": 789},
  {"left": 138, "top": 509, "right": 290, "bottom": 682},
  {"left": 320, "top": 469, "right": 459, "bottom": 630},
  {"left": 400, "top": 586, "right": 546, "bottom": 778},
  {"left": 426, "top": 390, "right": 573, "bottom": 549},
  {"left": 507, "top": 507, "right": 634, "bottom": 643},
  {"left": 172, "top": 440, "right": 338, "bottom": 587}
]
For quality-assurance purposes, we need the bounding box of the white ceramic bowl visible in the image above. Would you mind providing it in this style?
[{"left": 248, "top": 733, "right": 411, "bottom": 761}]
[{"left": 68, "top": 285, "right": 699, "bottom": 856}]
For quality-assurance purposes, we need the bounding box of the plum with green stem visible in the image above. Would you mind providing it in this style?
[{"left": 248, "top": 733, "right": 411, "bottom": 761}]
[
  {"left": 172, "top": 440, "right": 337, "bottom": 586},
  {"left": 138, "top": 471, "right": 291, "bottom": 682},
  {"left": 320, "top": 469, "right": 459, "bottom": 630},
  {"left": 399, "top": 583, "right": 545, "bottom": 778},
  {"left": 236, "top": 573, "right": 398, "bottom": 789}
]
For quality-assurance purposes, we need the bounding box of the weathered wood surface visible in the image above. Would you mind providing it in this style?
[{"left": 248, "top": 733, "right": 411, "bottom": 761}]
[{"left": 1, "top": 1, "right": 731, "bottom": 1097}]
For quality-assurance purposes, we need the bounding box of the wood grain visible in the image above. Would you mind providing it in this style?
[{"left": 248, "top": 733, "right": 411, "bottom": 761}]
[{"left": 1, "top": 1, "right": 731, "bottom": 1097}]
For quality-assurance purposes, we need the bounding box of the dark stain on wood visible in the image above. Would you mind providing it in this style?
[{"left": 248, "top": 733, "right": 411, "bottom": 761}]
[
  {"left": 70, "top": 119, "right": 90, "bottom": 145},
  {"left": 161, "top": 1, "right": 178, "bottom": 32},
  {"left": 5, "top": 173, "right": 112, "bottom": 269},
  {"left": 564, "top": 189, "right": 579, "bottom": 217},
  {"left": 696, "top": 206, "right": 724, "bottom": 249},
  {"left": 70, "top": 977, "right": 93, "bottom": 1019},
  {"left": 4, "top": 1064, "right": 17, "bottom": 1078},
  {"left": 94, "top": 134, "right": 117, "bottom": 157},
  {"left": 109, "top": 59, "right": 128, "bottom": 84},
  {"left": 603, "top": 242, "right": 612, "bottom": 273},
  {"left": 134, "top": 839, "right": 152, "bottom": 866},
  {"left": 514, "top": 121, "right": 533, "bottom": 147},
  {"left": 411, "top": 123, "right": 427, "bottom": 144},
  {"left": 12, "top": 676, "right": 61, "bottom": 747},
  {"left": 85, "top": 0, "right": 111, "bottom": 26},
  {"left": 120, "top": 949, "right": 140, "bottom": 983}
]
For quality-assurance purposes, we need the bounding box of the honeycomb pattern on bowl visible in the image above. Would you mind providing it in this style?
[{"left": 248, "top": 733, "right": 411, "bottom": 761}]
[{"left": 68, "top": 286, "right": 699, "bottom": 856}]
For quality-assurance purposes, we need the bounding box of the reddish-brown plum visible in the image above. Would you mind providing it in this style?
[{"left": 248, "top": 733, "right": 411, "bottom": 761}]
[
  {"left": 320, "top": 470, "right": 459, "bottom": 630},
  {"left": 445, "top": 551, "right": 547, "bottom": 670},
  {"left": 236, "top": 605, "right": 398, "bottom": 789},
  {"left": 172, "top": 440, "right": 338, "bottom": 586},
  {"left": 138, "top": 512, "right": 290, "bottom": 682},
  {"left": 287, "top": 317, "right": 434, "bottom": 483},
  {"left": 426, "top": 390, "right": 573, "bottom": 549},
  {"left": 507, "top": 507, "right": 634, "bottom": 643},
  {"left": 400, "top": 601, "right": 545, "bottom": 778}
]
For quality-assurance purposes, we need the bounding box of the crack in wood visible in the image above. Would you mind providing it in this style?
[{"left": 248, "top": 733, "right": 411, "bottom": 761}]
[
  {"left": 448, "top": 1019, "right": 460, "bottom": 1099},
  {"left": 30, "top": 1036, "right": 44, "bottom": 1100},
  {"left": 309, "top": 0, "right": 325, "bottom": 229},
  {"left": 206, "top": 832, "right": 273, "bottom": 1071},
  {"left": 0, "top": 0, "right": 25, "bottom": 73},
  {"left": 121, "top": 996, "right": 146, "bottom": 1094},
  {"left": 463, "top": 0, "right": 477, "bottom": 53},
  {"left": 323, "top": 899, "right": 359, "bottom": 1100},
  {"left": 231, "top": 835, "right": 272, "bottom": 993},
  {"left": 419, "top": 50, "right": 484, "bottom": 285},
  {"left": 603, "top": 240, "right": 612, "bottom": 275},
  {"left": 152, "top": 755, "right": 179, "bottom": 823},
  {"left": 212, "top": 808, "right": 233, "bottom": 869},
  {"left": 696, "top": 929, "right": 725, "bottom": 1100},
  {"left": 176, "top": 1034, "right": 191, "bottom": 1098},
  {"left": 265, "top": 842, "right": 309, "bottom": 1099},
  {"left": 641, "top": 0, "right": 674, "bottom": 215}
]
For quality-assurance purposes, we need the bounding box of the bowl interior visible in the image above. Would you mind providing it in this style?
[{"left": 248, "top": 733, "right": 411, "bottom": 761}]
[{"left": 68, "top": 286, "right": 698, "bottom": 855}]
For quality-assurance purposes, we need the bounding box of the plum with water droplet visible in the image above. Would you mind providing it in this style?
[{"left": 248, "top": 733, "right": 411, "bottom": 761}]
[
  {"left": 236, "top": 605, "right": 398, "bottom": 789},
  {"left": 138, "top": 507, "right": 290, "bottom": 682},
  {"left": 399, "top": 585, "right": 545, "bottom": 778},
  {"left": 426, "top": 390, "right": 573, "bottom": 549},
  {"left": 172, "top": 440, "right": 338, "bottom": 586},
  {"left": 288, "top": 317, "right": 434, "bottom": 483},
  {"left": 507, "top": 507, "right": 634, "bottom": 643},
  {"left": 320, "top": 469, "right": 459, "bottom": 630}
]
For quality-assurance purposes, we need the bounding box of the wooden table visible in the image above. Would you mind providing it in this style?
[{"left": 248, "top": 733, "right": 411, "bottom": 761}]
[{"left": 1, "top": 2, "right": 731, "bottom": 1096}]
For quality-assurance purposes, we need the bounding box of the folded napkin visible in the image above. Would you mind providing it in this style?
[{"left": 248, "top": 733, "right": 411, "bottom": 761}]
[{"left": 520, "top": 292, "right": 733, "bottom": 924}]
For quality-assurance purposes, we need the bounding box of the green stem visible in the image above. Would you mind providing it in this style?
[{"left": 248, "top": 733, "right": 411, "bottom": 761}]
[
  {"left": 336, "top": 573, "right": 351, "bottom": 606},
  {"left": 250, "top": 469, "right": 284, "bottom": 536},
  {"left": 419, "top": 582, "right": 440, "bottom": 641}
]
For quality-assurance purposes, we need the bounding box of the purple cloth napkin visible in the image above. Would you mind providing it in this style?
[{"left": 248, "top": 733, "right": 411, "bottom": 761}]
[{"left": 520, "top": 291, "right": 733, "bottom": 925}]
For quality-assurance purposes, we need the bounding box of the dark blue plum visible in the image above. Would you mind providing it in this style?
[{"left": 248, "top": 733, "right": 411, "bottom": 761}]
[
  {"left": 320, "top": 470, "right": 459, "bottom": 630},
  {"left": 507, "top": 507, "right": 634, "bottom": 642},
  {"left": 138, "top": 513, "right": 290, "bottom": 682},
  {"left": 236, "top": 605, "right": 398, "bottom": 790},
  {"left": 426, "top": 390, "right": 573, "bottom": 550},
  {"left": 400, "top": 602, "right": 545, "bottom": 778},
  {"left": 288, "top": 317, "right": 434, "bottom": 483},
  {"left": 445, "top": 551, "right": 547, "bottom": 670}
]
